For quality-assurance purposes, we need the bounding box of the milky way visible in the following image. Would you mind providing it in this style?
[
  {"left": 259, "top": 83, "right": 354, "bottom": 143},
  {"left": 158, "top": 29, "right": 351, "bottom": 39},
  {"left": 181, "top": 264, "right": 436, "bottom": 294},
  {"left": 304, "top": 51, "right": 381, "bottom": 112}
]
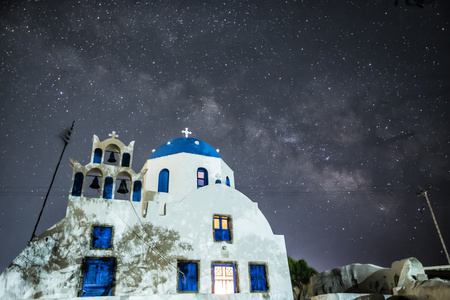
[{"left": 1, "top": 0, "right": 449, "bottom": 272}]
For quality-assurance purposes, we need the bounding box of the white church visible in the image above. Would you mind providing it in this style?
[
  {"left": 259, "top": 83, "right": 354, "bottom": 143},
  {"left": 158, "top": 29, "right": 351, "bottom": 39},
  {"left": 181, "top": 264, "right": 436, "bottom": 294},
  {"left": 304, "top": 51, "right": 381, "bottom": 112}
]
[{"left": 0, "top": 130, "right": 293, "bottom": 299}]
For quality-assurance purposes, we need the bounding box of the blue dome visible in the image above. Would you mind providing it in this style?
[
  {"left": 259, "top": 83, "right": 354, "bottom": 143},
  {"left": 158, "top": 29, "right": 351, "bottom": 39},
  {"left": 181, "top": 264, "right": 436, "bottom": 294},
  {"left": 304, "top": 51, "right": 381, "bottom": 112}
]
[{"left": 151, "top": 137, "right": 221, "bottom": 159}]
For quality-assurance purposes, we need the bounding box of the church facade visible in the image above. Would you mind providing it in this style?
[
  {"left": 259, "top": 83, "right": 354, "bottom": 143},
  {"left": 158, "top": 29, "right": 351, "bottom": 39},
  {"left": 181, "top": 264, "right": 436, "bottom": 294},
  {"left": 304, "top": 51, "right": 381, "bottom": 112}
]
[{"left": 0, "top": 131, "right": 293, "bottom": 299}]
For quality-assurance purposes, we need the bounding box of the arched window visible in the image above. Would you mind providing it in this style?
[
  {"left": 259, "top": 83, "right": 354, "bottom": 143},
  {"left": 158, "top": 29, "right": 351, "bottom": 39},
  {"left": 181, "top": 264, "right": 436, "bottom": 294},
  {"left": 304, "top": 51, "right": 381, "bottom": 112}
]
[
  {"left": 115, "top": 175, "right": 131, "bottom": 200},
  {"left": 122, "top": 153, "right": 131, "bottom": 167},
  {"left": 215, "top": 179, "right": 221, "bottom": 184},
  {"left": 84, "top": 170, "right": 103, "bottom": 198},
  {"left": 93, "top": 148, "right": 102, "bottom": 164},
  {"left": 197, "top": 168, "right": 208, "bottom": 188},
  {"left": 105, "top": 146, "right": 120, "bottom": 166},
  {"left": 71, "top": 172, "right": 84, "bottom": 196},
  {"left": 132, "top": 180, "right": 142, "bottom": 202},
  {"left": 103, "top": 176, "right": 113, "bottom": 199},
  {"left": 226, "top": 177, "right": 230, "bottom": 187},
  {"left": 158, "top": 169, "right": 169, "bottom": 193}
]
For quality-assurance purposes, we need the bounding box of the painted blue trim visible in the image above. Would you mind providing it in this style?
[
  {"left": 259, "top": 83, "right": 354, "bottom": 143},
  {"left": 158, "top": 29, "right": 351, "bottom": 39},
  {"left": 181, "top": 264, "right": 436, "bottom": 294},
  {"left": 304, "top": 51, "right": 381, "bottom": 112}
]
[
  {"left": 81, "top": 259, "right": 115, "bottom": 297},
  {"left": 92, "top": 226, "right": 112, "bottom": 249},
  {"left": 132, "top": 180, "right": 142, "bottom": 202},
  {"left": 93, "top": 148, "right": 102, "bottom": 164},
  {"left": 249, "top": 264, "right": 267, "bottom": 292},
  {"left": 212, "top": 264, "right": 236, "bottom": 294},
  {"left": 103, "top": 177, "right": 113, "bottom": 199},
  {"left": 72, "top": 172, "right": 83, "bottom": 196},
  {"left": 158, "top": 169, "right": 169, "bottom": 193},
  {"left": 151, "top": 137, "right": 221, "bottom": 159},
  {"left": 178, "top": 262, "right": 198, "bottom": 292},
  {"left": 121, "top": 153, "right": 131, "bottom": 167}
]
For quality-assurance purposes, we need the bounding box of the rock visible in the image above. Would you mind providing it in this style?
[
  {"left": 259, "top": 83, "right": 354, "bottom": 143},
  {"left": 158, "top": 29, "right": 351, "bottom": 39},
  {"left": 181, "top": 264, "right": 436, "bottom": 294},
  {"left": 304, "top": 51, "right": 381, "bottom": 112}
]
[
  {"left": 307, "top": 263, "right": 387, "bottom": 297},
  {"left": 391, "top": 258, "right": 428, "bottom": 287},
  {"left": 394, "top": 277, "right": 450, "bottom": 300}
]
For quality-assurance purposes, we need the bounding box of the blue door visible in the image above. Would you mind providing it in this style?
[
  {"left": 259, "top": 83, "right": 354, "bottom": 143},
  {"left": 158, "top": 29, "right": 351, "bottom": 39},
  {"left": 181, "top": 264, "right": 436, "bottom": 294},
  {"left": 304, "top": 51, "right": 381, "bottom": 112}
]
[{"left": 81, "top": 259, "right": 115, "bottom": 297}]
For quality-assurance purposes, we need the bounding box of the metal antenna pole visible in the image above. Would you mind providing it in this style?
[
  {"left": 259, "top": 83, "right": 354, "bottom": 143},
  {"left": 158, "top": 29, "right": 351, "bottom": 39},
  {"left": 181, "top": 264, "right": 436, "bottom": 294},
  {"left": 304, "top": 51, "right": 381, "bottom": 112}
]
[
  {"left": 417, "top": 187, "right": 450, "bottom": 264},
  {"left": 30, "top": 121, "right": 75, "bottom": 242}
]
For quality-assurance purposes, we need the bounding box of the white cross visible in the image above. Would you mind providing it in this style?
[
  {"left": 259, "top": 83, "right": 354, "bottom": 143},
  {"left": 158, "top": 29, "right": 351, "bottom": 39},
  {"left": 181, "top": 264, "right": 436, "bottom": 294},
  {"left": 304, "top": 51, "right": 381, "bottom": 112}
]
[
  {"left": 109, "top": 131, "right": 119, "bottom": 139},
  {"left": 182, "top": 127, "right": 192, "bottom": 138}
]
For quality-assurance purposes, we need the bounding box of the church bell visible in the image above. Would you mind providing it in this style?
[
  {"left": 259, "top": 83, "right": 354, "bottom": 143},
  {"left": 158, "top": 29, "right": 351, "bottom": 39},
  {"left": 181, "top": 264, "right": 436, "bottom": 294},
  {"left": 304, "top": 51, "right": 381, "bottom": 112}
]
[
  {"left": 117, "top": 179, "right": 129, "bottom": 194},
  {"left": 89, "top": 176, "right": 100, "bottom": 189},
  {"left": 107, "top": 152, "right": 116, "bottom": 163}
]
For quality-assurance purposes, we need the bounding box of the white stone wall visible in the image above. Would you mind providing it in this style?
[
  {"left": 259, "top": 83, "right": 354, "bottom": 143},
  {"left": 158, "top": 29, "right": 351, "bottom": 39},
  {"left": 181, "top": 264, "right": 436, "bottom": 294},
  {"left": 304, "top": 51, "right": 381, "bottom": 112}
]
[{"left": 0, "top": 141, "right": 292, "bottom": 300}]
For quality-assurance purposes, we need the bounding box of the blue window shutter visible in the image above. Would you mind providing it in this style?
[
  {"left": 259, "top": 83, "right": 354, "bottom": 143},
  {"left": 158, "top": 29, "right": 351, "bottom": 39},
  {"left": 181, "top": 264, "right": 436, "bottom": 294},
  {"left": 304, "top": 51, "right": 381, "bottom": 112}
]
[
  {"left": 158, "top": 169, "right": 169, "bottom": 193},
  {"left": 132, "top": 180, "right": 142, "bottom": 202},
  {"left": 93, "top": 148, "right": 102, "bottom": 164},
  {"left": 178, "top": 262, "right": 198, "bottom": 292},
  {"left": 121, "top": 153, "right": 130, "bottom": 167},
  {"left": 93, "top": 226, "right": 112, "bottom": 249},
  {"left": 103, "top": 177, "right": 113, "bottom": 199},
  {"left": 250, "top": 265, "right": 267, "bottom": 292},
  {"left": 214, "top": 228, "right": 223, "bottom": 241},
  {"left": 72, "top": 172, "right": 84, "bottom": 196},
  {"left": 223, "top": 227, "right": 231, "bottom": 241},
  {"left": 226, "top": 177, "right": 230, "bottom": 186},
  {"left": 81, "top": 259, "right": 115, "bottom": 297}
]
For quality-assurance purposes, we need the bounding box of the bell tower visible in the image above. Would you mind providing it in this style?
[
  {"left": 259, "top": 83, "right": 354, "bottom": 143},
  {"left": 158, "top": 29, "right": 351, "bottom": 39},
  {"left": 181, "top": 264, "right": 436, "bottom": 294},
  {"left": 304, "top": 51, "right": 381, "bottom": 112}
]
[{"left": 69, "top": 131, "right": 146, "bottom": 203}]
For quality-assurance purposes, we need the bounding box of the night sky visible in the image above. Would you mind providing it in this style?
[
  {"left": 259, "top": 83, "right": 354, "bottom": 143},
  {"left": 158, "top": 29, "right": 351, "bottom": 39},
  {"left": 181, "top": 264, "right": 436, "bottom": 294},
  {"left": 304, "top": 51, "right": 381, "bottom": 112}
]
[{"left": 1, "top": 0, "right": 449, "bottom": 273}]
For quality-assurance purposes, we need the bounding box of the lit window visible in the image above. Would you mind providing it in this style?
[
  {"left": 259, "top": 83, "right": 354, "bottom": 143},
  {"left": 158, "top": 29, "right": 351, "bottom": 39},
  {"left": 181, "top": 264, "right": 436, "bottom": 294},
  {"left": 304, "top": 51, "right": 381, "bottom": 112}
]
[
  {"left": 178, "top": 262, "right": 198, "bottom": 292},
  {"left": 249, "top": 264, "right": 268, "bottom": 292},
  {"left": 214, "top": 215, "right": 231, "bottom": 241},
  {"left": 197, "top": 168, "right": 208, "bottom": 188},
  {"left": 92, "top": 226, "right": 112, "bottom": 249},
  {"left": 213, "top": 264, "right": 236, "bottom": 294}
]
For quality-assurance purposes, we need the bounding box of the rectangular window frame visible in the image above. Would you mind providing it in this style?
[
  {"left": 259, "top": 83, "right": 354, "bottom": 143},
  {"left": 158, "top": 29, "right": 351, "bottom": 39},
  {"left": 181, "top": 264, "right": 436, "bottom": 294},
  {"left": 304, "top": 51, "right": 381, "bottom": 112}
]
[
  {"left": 213, "top": 215, "right": 232, "bottom": 243},
  {"left": 91, "top": 225, "right": 114, "bottom": 250},
  {"left": 177, "top": 260, "right": 199, "bottom": 293},
  {"left": 212, "top": 261, "right": 238, "bottom": 294},
  {"left": 79, "top": 257, "right": 116, "bottom": 297},
  {"left": 249, "top": 263, "right": 269, "bottom": 293}
]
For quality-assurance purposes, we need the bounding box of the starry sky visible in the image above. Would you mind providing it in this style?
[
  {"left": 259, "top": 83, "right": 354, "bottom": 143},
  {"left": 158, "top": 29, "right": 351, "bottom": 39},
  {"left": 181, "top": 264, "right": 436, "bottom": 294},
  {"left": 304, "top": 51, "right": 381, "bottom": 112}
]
[{"left": 1, "top": 0, "right": 449, "bottom": 273}]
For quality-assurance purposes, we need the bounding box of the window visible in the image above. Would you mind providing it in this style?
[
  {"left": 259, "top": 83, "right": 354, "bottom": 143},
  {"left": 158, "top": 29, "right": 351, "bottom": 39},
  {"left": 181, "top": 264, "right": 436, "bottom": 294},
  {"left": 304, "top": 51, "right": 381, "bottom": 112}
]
[
  {"left": 92, "top": 226, "right": 112, "bottom": 249},
  {"left": 158, "top": 169, "right": 169, "bottom": 193},
  {"left": 84, "top": 171, "right": 102, "bottom": 198},
  {"left": 213, "top": 264, "right": 236, "bottom": 294},
  {"left": 214, "top": 215, "right": 231, "bottom": 241},
  {"left": 121, "top": 153, "right": 131, "bottom": 167},
  {"left": 226, "top": 177, "right": 230, "bottom": 187},
  {"left": 103, "top": 176, "right": 113, "bottom": 199},
  {"left": 178, "top": 262, "right": 198, "bottom": 292},
  {"left": 80, "top": 258, "right": 115, "bottom": 297},
  {"left": 72, "top": 172, "right": 84, "bottom": 196},
  {"left": 114, "top": 176, "right": 130, "bottom": 200},
  {"left": 132, "top": 180, "right": 142, "bottom": 202},
  {"left": 197, "top": 168, "right": 208, "bottom": 188},
  {"left": 215, "top": 179, "right": 221, "bottom": 184},
  {"left": 249, "top": 264, "right": 268, "bottom": 292},
  {"left": 93, "top": 148, "right": 102, "bottom": 164}
]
